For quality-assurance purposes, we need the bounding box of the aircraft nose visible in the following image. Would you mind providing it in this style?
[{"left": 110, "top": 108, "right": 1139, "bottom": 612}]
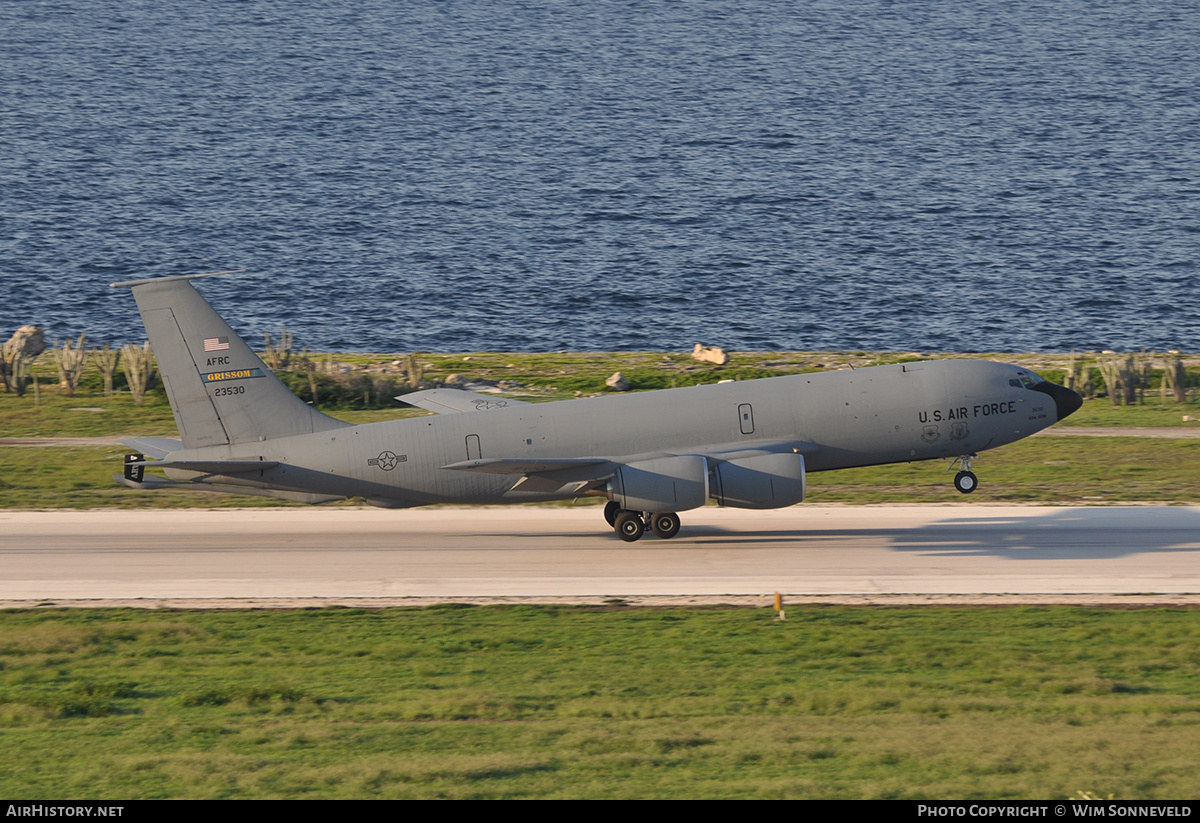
[{"left": 1031, "top": 381, "right": 1083, "bottom": 422}]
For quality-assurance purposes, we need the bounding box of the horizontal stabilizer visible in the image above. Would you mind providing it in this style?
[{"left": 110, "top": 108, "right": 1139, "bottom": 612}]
[
  {"left": 112, "top": 474, "right": 344, "bottom": 504},
  {"left": 119, "top": 437, "right": 183, "bottom": 459},
  {"left": 127, "top": 458, "right": 278, "bottom": 474},
  {"left": 398, "top": 389, "right": 530, "bottom": 414},
  {"left": 442, "top": 457, "right": 611, "bottom": 475}
]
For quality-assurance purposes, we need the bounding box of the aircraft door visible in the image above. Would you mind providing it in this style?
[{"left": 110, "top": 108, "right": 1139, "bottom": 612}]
[
  {"left": 465, "top": 434, "right": 482, "bottom": 461},
  {"left": 738, "top": 404, "right": 755, "bottom": 435}
]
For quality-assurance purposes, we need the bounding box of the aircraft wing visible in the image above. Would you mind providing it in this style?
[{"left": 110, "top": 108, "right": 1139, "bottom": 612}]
[
  {"left": 443, "top": 457, "right": 616, "bottom": 497},
  {"left": 694, "top": 439, "right": 821, "bottom": 460},
  {"left": 398, "top": 389, "right": 530, "bottom": 414},
  {"left": 441, "top": 440, "right": 819, "bottom": 502},
  {"left": 442, "top": 440, "right": 817, "bottom": 479},
  {"left": 441, "top": 457, "right": 613, "bottom": 475}
]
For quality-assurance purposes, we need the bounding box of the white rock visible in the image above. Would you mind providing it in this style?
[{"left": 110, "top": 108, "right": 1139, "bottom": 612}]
[{"left": 692, "top": 343, "right": 728, "bottom": 365}]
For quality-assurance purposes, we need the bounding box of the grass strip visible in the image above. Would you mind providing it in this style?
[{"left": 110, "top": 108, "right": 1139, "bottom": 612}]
[{"left": 1, "top": 605, "right": 1198, "bottom": 799}]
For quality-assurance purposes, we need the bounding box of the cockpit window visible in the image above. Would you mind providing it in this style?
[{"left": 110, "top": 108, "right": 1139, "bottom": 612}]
[{"left": 1013, "top": 372, "right": 1046, "bottom": 389}]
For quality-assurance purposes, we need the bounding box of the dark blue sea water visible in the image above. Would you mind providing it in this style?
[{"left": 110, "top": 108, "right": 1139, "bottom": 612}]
[{"left": 3, "top": 0, "right": 1199, "bottom": 353}]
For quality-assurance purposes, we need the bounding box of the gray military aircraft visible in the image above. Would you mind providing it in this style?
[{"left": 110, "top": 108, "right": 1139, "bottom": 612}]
[{"left": 113, "top": 273, "right": 1082, "bottom": 541}]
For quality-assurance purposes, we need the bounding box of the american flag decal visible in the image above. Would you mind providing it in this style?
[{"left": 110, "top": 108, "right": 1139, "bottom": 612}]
[{"left": 203, "top": 337, "right": 230, "bottom": 352}]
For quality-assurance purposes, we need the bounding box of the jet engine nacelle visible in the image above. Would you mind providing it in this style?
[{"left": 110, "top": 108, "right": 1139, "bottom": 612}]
[
  {"left": 609, "top": 455, "right": 709, "bottom": 513},
  {"left": 711, "top": 453, "right": 806, "bottom": 509}
]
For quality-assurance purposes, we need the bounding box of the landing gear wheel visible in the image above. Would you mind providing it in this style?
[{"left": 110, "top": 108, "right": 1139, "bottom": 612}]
[
  {"left": 614, "top": 511, "right": 645, "bottom": 542},
  {"left": 604, "top": 500, "right": 621, "bottom": 527},
  {"left": 649, "top": 512, "right": 681, "bottom": 539},
  {"left": 954, "top": 470, "right": 978, "bottom": 494}
]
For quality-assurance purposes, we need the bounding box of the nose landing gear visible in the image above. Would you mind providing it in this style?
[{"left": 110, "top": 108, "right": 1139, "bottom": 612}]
[{"left": 948, "top": 454, "right": 979, "bottom": 494}]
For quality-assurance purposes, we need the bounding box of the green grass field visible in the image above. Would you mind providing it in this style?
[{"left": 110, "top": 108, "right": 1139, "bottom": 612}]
[{"left": 1, "top": 605, "right": 1198, "bottom": 799}]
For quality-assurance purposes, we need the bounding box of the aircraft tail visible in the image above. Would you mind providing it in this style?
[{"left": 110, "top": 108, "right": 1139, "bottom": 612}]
[{"left": 113, "top": 273, "right": 348, "bottom": 449}]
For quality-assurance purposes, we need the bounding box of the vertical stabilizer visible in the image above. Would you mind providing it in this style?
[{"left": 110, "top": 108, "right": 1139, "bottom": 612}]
[{"left": 113, "top": 274, "right": 347, "bottom": 448}]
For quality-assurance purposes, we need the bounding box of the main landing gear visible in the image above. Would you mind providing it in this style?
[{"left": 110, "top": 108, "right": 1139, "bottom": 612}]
[
  {"left": 948, "top": 454, "right": 979, "bottom": 494},
  {"left": 604, "top": 501, "right": 681, "bottom": 542}
]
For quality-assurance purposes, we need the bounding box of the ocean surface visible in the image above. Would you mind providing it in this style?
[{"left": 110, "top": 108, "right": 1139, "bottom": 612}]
[{"left": 2, "top": 0, "right": 1198, "bottom": 354}]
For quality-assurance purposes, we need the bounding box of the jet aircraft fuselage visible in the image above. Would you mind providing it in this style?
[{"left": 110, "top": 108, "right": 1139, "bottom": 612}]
[{"left": 114, "top": 274, "right": 1082, "bottom": 541}]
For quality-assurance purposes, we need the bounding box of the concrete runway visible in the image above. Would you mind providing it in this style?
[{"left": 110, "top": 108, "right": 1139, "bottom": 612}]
[{"left": 2, "top": 505, "right": 1199, "bottom": 607}]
